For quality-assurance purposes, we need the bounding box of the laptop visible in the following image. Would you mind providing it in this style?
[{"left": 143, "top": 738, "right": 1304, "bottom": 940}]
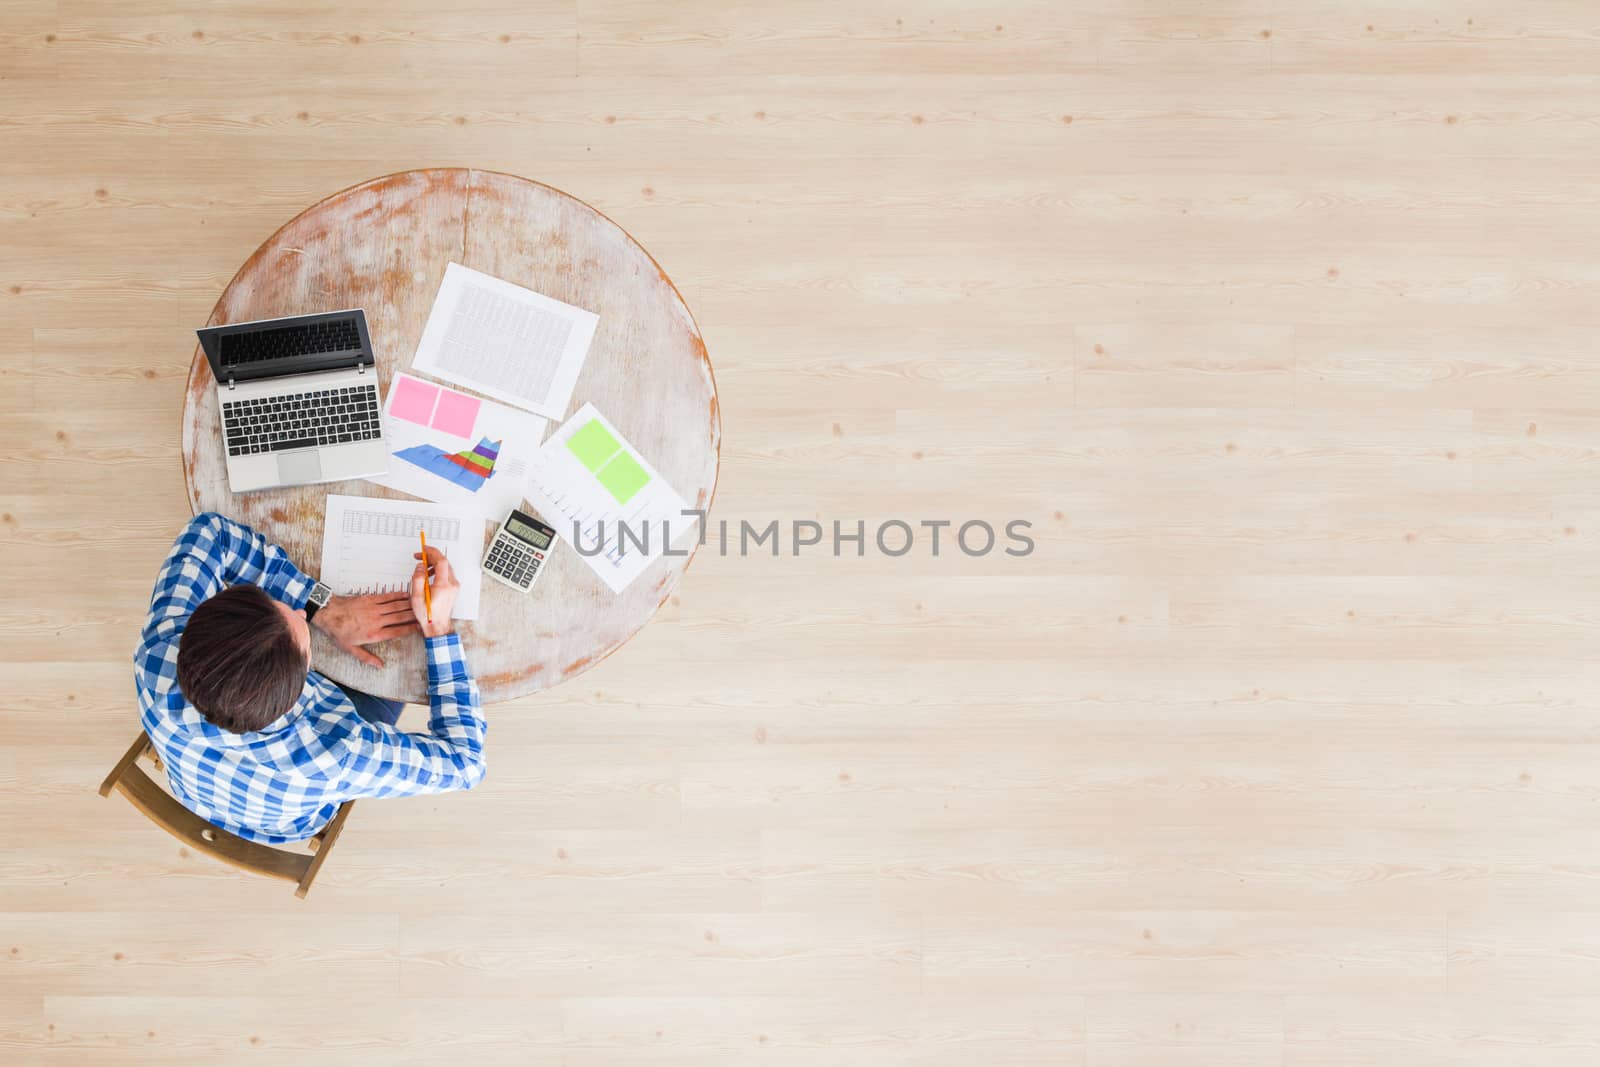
[{"left": 197, "top": 310, "right": 389, "bottom": 493}]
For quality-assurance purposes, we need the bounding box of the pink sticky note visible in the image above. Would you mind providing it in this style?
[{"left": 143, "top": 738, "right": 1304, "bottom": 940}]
[
  {"left": 431, "top": 389, "right": 482, "bottom": 437},
  {"left": 389, "top": 375, "right": 439, "bottom": 425}
]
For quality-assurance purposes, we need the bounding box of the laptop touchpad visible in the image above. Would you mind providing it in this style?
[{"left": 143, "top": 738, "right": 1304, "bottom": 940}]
[{"left": 277, "top": 450, "right": 322, "bottom": 487}]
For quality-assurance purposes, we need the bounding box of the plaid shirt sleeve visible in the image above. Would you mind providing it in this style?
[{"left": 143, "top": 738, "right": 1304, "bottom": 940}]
[
  {"left": 135, "top": 511, "right": 314, "bottom": 698},
  {"left": 322, "top": 633, "right": 487, "bottom": 797}
]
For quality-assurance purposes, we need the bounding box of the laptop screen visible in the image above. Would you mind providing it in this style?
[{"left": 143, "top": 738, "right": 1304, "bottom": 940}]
[{"left": 198, "top": 310, "right": 372, "bottom": 384}]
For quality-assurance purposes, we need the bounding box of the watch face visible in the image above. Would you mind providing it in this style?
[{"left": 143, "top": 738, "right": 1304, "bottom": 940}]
[{"left": 309, "top": 582, "right": 332, "bottom": 607}]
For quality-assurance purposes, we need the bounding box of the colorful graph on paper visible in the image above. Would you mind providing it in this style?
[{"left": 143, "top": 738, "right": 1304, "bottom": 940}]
[
  {"left": 394, "top": 437, "right": 501, "bottom": 493},
  {"left": 368, "top": 372, "right": 547, "bottom": 519}
]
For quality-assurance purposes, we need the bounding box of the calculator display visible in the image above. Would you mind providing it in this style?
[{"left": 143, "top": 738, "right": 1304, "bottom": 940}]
[{"left": 506, "top": 516, "right": 552, "bottom": 549}]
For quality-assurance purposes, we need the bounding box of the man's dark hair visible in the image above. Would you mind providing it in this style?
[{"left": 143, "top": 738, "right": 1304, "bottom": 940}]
[{"left": 176, "top": 584, "right": 307, "bottom": 734}]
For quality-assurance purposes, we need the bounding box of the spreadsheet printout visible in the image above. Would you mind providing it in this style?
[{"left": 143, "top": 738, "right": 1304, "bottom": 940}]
[{"left": 410, "top": 262, "right": 599, "bottom": 420}]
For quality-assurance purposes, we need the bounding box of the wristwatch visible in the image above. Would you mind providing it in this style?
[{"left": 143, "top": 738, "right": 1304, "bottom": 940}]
[{"left": 304, "top": 580, "right": 333, "bottom": 623}]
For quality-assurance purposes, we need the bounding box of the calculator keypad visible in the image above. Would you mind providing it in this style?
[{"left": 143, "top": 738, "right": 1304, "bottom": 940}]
[{"left": 486, "top": 534, "right": 542, "bottom": 588}]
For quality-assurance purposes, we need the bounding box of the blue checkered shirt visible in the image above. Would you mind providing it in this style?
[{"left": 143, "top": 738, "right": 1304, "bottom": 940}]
[{"left": 134, "top": 512, "right": 486, "bottom": 843}]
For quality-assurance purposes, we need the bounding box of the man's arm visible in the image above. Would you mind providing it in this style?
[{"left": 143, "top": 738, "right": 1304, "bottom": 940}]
[
  {"left": 321, "top": 544, "right": 486, "bottom": 797},
  {"left": 325, "top": 632, "right": 487, "bottom": 797},
  {"left": 135, "top": 512, "right": 313, "bottom": 698}
]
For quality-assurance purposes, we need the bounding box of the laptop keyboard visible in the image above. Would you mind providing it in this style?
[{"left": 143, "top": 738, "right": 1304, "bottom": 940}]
[
  {"left": 220, "top": 319, "right": 361, "bottom": 366},
  {"left": 222, "top": 383, "right": 381, "bottom": 456}
]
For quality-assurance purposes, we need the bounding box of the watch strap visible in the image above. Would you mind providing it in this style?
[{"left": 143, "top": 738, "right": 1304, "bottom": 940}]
[{"left": 304, "top": 580, "right": 333, "bottom": 623}]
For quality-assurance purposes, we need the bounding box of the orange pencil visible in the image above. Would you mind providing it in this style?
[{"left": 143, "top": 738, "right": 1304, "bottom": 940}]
[{"left": 419, "top": 529, "right": 433, "bottom": 623}]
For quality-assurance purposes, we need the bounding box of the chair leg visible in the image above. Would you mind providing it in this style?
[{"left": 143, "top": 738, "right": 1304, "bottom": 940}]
[
  {"left": 99, "top": 733, "right": 152, "bottom": 798},
  {"left": 295, "top": 802, "right": 355, "bottom": 899}
]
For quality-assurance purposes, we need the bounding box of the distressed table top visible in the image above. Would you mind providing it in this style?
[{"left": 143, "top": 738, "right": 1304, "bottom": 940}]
[{"left": 181, "top": 169, "right": 720, "bottom": 704}]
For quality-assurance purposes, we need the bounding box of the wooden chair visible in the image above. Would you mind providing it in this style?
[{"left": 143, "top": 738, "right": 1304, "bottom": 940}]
[{"left": 98, "top": 732, "right": 353, "bottom": 899}]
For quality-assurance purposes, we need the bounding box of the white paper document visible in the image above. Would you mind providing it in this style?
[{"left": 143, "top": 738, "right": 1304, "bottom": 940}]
[
  {"left": 368, "top": 371, "right": 547, "bottom": 521},
  {"left": 524, "top": 404, "right": 695, "bottom": 594},
  {"left": 410, "top": 262, "right": 600, "bottom": 419},
  {"left": 320, "top": 495, "right": 485, "bottom": 619}
]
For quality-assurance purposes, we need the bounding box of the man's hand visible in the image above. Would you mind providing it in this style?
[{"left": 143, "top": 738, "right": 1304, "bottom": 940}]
[
  {"left": 411, "top": 546, "right": 460, "bottom": 638},
  {"left": 310, "top": 591, "right": 419, "bottom": 667}
]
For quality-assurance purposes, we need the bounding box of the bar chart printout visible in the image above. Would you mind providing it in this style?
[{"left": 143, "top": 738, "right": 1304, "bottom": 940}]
[
  {"left": 524, "top": 403, "right": 693, "bottom": 593},
  {"left": 394, "top": 437, "right": 502, "bottom": 491},
  {"left": 371, "top": 371, "right": 546, "bottom": 520}
]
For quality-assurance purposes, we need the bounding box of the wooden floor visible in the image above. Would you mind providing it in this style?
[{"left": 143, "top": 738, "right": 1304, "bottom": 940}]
[{"left": 6, "top": 2, "right": 1600, "bottom": 1063}]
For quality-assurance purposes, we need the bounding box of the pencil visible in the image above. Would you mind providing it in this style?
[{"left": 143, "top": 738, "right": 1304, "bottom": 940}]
[{"left": 419, "top": 529, "right": 433, "bottom": 623}]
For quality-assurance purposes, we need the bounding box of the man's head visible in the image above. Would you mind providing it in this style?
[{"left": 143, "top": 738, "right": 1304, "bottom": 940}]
[{"left": 176, "top": 585, "right": 311, "bottom": 733}]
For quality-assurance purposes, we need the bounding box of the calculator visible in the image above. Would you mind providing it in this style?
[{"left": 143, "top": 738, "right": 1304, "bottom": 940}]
[{"left": 483, "top": 507, "right": 557, "bottom": 592}]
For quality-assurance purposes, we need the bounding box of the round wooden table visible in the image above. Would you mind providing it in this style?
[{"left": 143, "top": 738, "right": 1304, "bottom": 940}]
[{"left": 181, "top": 169, "right": 720, "bottom": 704}]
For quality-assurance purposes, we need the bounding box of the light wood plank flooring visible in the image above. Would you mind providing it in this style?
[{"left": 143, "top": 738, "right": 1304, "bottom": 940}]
[{"left": 5, "top": 2, "right": 1600, "bottom": 1062}]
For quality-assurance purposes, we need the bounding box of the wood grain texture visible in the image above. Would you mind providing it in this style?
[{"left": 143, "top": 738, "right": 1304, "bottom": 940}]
[
  {"left": 6, "top": 0, "right": 1600, "bottom": 1062},
  {"left": 180, "top": 167, "right": 719, "bottom": 702}
]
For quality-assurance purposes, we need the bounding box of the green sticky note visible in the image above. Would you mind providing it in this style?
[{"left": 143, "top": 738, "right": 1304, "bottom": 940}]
[
  {"left": 596, "top": 450, "right": 651, "bottom": 504},
  {"left": 566, "top": 418, "right": 620, "bottom": 471}
]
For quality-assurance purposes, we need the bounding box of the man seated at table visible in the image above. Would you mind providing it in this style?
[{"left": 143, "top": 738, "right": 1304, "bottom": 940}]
[{"left": 133, "top": 511, "right": 486, "bottom": 844}]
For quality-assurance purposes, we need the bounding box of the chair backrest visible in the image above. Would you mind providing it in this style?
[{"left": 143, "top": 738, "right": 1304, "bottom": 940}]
[{"left": 98, "top": 732, "right": 352, "bottom": 899}]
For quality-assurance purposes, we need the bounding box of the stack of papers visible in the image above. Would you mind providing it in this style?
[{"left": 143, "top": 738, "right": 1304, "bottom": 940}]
[{"left": 349, "top": 265, "right": 691, "bottom": 607}]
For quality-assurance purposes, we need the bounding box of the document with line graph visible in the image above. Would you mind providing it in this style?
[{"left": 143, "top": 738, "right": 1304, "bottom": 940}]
[
  {"left": 319, "top": 495, "right": 484, "bottom": 619},
  {"left": 524, "top": 403, "right": 694, "bottom": 594}
]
